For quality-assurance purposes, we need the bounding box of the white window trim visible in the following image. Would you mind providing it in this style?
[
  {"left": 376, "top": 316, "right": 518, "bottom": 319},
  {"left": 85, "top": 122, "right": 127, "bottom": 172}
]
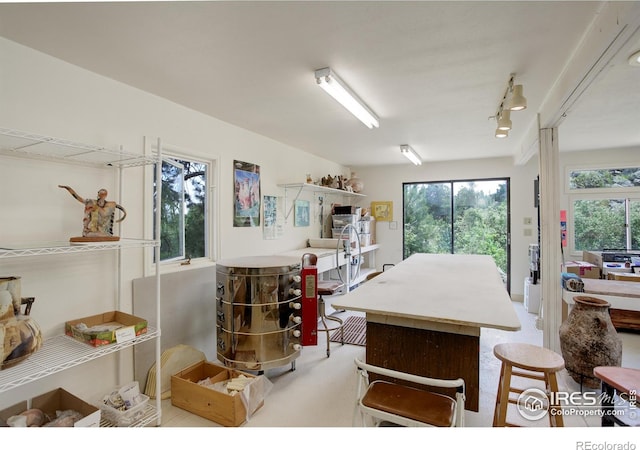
[
  {"left": 144, "top": 136, "right": 219, "bottom": 276},
  {"left": 564, "top": 162, "right": 640, "bottom": 195}
]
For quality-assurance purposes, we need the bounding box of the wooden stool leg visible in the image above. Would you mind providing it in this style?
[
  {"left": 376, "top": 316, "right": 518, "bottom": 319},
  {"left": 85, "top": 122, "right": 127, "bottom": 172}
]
[
  {"left": 493, "top": 362, "right": 512, "bottom": 427},
  {"left": 546, "top": 372, "right": 564, "bottom": 427}
]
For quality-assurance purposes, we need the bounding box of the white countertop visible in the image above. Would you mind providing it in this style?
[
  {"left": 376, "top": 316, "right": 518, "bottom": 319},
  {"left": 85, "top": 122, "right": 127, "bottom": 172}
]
[
  {"left": 332, "top": 253, "right": 521, "bottom": 332},
  {"left": 278, "top": 244, "right": 379, "bottom": 260}
]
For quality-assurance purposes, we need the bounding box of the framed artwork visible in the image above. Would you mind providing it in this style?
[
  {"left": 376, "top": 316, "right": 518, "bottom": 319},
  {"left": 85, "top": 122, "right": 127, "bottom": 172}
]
[
  {"left": 294, "top": 199, "right": 310, "bottom": 227},
  {"left": 263, "top": 195, "right": 284, "bottom": 239},
  {"left": 233, "top": 160, "right": 261, "bottom": 227},
  {"left": 371, "top": 201, "right": 393, "bottom": 222}
]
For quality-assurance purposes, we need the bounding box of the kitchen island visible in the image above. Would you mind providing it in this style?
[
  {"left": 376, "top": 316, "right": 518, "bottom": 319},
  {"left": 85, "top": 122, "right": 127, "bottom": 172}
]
[{"left": 332, "top": 253, "right": 521, "bottom": 411}]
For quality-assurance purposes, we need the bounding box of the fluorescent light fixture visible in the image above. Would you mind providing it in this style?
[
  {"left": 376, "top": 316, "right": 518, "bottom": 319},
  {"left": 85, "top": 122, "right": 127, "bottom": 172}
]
[
  {"left": 507, "top": 84, "right": 527, "bottom": 111},
  {"left": 400, "top": 144, "right": 422, "bottom": 165},
  {"left": 497, "top": 110, "right": 512, "bottom": 130},
  {"left": 315, "top": 67, "right": 379, "bottom": 129}
]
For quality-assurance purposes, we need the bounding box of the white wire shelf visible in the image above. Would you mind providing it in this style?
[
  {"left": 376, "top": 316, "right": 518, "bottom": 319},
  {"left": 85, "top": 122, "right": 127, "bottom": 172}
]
[
  {"left": 0, "top": 127, "right": 157, "bottom": 168},
  {"left": 0, "top": 328, "right": 159, "bottom": 394},
  {"left": 0, "top": 239, "right": 158, "bottom": 259}
]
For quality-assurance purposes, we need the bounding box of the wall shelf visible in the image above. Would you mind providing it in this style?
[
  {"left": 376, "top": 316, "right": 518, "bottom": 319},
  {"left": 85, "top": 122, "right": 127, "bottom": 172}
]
[{"left": 278, "top": 183, "right": 365, "bottom": 220}]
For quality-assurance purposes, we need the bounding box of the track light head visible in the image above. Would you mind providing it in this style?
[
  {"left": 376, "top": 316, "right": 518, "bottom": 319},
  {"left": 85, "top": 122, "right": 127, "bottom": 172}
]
[
  {"left": 497, "top": 110, "right": 512, "bottom": 131},
  {"left": 507, "top": 84, "right": 527, "bottom": 111},
  {"left": 495, "top": 128, "right": 508, "bottom": 139},
  {"left": 492, "top": 74, "right": 526, "bottom": 138}
]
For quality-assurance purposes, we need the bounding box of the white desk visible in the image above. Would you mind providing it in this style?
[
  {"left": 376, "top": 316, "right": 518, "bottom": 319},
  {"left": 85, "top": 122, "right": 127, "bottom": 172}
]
[
  {"left": 333, "top": 253, "right": 521, "bottom": 411},
  {"left": 562, "top": 278, "right": 640, "bottom": 331}
]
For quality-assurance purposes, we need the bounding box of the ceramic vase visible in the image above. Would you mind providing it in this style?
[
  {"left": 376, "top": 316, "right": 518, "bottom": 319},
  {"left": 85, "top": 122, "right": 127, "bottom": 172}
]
[
  {"left": 559, "top": 296, "right": 622, "bottom": 388},
  {"left": 346, "top": 172, "right": 364, "bottom": 193},
  {"left": 0, "top": 276, "right": 43, "bottom": 370}
]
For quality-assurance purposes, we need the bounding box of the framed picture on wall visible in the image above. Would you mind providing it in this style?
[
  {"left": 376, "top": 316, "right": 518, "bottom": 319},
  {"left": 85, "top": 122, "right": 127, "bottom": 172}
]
[
  {"left": 294, "top": 200, "right": 310, "bottom": 227},
  {"left": 263, "top": 195, "right": 284, "bottom": 239},
  {"left": 371, "top": 201, "right": 393, "bottom": 222},
  {"left": 233, "top": 160, "right": 261, "bottom": 227}
]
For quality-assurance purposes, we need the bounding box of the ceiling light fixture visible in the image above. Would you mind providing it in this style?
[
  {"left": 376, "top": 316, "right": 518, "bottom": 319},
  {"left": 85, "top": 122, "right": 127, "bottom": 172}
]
[
  {"left": 490, "top": 73, "right": 527, "bottom": 138},
  {"left": 400, "top": 144, "right": 422, "bottom": 165},
  {"left": 495, "top": 129, "right": 509, "bottom": 139},
  {"left": 314, "top": 67, "right": 379, "bottom": 129},
  {"left": 507, "top": 84, "right": 527, "bottom": 111},
  {"left": 629, "top": 50, "right": 640, "bottom": 67},
  {"left": 497, "top": 110, "right": 512, "bottom": 131}
]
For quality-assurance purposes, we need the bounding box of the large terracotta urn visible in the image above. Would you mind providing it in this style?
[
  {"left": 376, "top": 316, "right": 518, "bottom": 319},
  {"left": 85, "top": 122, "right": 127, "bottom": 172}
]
[{"left": 559, "top": 296, "right": 622, "bottom": 388}]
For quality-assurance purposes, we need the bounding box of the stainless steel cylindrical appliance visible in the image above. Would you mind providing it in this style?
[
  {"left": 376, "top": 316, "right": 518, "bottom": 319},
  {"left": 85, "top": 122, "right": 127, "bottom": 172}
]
[{"left": 216, "top": 256, "right": 303, "bottom": 371}]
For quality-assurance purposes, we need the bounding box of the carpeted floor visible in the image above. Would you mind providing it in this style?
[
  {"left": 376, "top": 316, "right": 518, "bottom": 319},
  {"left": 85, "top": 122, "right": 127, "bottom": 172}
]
[{"left": 330, "top": 315, "right": 366, "bottom": 346}]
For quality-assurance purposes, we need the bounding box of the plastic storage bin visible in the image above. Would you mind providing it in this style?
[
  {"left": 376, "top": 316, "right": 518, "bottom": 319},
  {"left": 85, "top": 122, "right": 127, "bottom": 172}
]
[
  {"left": 332, "top": 214, "right": 358, "bottom": 228},
  {"left": 100, "top": 394, "right": 149, "bottom": 426}
]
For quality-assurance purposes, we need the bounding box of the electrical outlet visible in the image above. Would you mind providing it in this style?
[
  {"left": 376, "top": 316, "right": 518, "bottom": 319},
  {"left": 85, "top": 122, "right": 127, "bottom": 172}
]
[
  {"left": 524, "top": 228, "right": 532, "bottom": 237},
  {"left": 523, "top": 217, "right": 532, "bottom": 225}
]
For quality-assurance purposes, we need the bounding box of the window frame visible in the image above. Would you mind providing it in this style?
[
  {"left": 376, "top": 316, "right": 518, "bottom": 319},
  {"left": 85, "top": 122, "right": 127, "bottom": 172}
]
[
  {"left": 565, "top": 163, "right": 640, "bottom": 257},
  {"left": 144, "top": 138, "right": 218, "bottom": 275}
]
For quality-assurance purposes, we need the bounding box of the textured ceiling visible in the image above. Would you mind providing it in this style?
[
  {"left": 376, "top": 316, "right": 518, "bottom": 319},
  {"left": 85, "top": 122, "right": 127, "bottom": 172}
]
[{"left": 1, "top": 1, "right": 639, "bottom": 167}]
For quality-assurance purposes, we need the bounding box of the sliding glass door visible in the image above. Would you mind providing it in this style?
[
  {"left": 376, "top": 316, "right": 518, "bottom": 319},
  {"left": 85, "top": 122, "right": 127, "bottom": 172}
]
[{"left": 403, "top": 178, "right": 511, "bottom": 292}]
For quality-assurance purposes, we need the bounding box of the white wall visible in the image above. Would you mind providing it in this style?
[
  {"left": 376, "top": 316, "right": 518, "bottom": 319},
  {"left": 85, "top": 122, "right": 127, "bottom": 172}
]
[
  {"left": 0, "top": 37, "right": 348, "bottom": 407},
  {"left": 352, "top": 156, "right": 540, "bottom": 300}
]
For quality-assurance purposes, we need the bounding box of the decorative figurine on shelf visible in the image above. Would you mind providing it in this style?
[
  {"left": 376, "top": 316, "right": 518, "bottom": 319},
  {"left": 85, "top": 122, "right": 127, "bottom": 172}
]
[{"left": 59, "top": 185, "right": 127, "bottom": 242}]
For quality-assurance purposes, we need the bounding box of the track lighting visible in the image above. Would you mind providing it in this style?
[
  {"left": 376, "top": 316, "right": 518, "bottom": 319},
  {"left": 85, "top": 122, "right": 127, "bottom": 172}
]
[
  {"left": 491, "top": 73, "right": 527, "bottom": 138},
  {"left": 497, "top": 110, "right": 512, "bottom": 131},
  {"left": 400, "top": 144, "right": 422, "bottom": 165},
  {"left": 495, "top": 129, "right": 508, "bottom": 139},
  {"left": 314, "top": 67, "right": 379, "bottom": 129},
  {"left": 507, "top": 84, "right": 527, "bottom": 111}
]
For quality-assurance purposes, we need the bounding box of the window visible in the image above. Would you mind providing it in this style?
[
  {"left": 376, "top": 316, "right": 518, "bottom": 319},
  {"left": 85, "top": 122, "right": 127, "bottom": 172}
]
[
  {"left": 403, "top": 178, "right": 510, "bottom": 289},
  {"left": 154, "top": 156, "right": 209, "bottom": 262},
  {"left": 568, "top": 166, "right": 640, "bottom": 253}
]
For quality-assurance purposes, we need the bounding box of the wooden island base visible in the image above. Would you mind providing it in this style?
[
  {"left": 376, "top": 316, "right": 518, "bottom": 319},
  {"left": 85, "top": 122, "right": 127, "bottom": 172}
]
[{"left": 366, "top": 321, "right": 480, "bottom": 412}]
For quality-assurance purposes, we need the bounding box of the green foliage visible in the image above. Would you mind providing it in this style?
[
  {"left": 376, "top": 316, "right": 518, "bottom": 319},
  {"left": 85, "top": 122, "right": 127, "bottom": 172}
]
[
  {"left": 574, "top": 199, "right": 640, "bottom": 251},
  {"left": 569, "top": 168, "right": 640, "bottom": 189},
  {"left": 157, "top": 159, "right": 206, "bottom": 261},
  {"left": 404, "top": 181, "right": 508, "bottom": 273}
]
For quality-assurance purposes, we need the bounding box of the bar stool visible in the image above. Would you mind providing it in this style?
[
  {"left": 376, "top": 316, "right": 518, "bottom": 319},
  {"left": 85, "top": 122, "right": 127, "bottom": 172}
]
[
  {"left": 317, "top": 280, "right": 344, "bottom": 357},
  {"left": 493, "top": 342, "right": 565, "bottom": 427}
]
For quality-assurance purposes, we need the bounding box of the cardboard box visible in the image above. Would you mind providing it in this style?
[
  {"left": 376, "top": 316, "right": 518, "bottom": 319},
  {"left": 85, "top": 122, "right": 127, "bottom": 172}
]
[
  {"left": 65, "top": 311, "right": 148, "bottom": 347},
  {"left": 563, "top": 261, "right": 601, "bottom": 279},
  {"left": 0, "top": 388, "right": 101, "bottom": 427},
  {"left": 171, "top": 361, "right": 264, "bottom": 427},
  {"left": 583, "top": 251, "right": 603, "bottom": 268}
]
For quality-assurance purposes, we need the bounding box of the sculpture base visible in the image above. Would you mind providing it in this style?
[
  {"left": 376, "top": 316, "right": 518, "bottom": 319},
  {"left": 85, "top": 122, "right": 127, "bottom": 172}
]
[{"left": 70, "top": 236, "right": 120, "bottom": 242}]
